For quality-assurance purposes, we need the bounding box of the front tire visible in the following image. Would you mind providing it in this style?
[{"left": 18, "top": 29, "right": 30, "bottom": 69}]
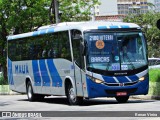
[
  {"left": 67, "top": 84, "right": 83, "bottom": 105},
  {"left": 115, "top": 96, "right": 129, "bottom": 103}
]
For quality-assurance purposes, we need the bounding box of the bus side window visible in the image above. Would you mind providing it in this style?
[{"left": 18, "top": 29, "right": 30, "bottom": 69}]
[
  {"left": 58, "top": 31, "right": 71, "bottom": 61},
  {"left": 50, "top": 33, "right": 59, "bottom": 58}
]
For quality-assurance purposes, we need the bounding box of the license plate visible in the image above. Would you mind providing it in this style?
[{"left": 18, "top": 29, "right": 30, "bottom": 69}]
[{"left": 116, "top": 92, "right": 127, "bottom": 96}]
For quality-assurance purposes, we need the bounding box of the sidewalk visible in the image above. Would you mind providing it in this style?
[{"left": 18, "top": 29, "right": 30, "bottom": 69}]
[{"left": 131, "top": 82, "right": 160, "bottom": 100}]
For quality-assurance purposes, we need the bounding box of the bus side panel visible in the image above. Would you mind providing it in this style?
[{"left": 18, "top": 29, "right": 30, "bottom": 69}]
[
  {"left": 81, "top": 71, "right": 89, "bottom": 97},
  {"left": 29, "top": 59, "right": 73, "bottom": 95},
  {"left": 8, "top": 58, "right": 15, "bottom": 91},
  {"left": 9, "top": 58, "right": 74, "bottom": 95},
  {"left": 8, "top": 60, "right": 34, "bottom": 93},
  {"left": 51, "top": 59, "right": 75, "bottom": 95}
]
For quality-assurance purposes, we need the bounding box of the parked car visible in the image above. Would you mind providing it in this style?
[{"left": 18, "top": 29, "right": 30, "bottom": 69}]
[{"left": 148, "top": 58, "right": 160, "bottom": 69}]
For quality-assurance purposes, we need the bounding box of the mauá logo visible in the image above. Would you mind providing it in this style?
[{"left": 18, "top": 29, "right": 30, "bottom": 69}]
[{"left": 15, "top": 64, "right": 29, "bottom": 74}]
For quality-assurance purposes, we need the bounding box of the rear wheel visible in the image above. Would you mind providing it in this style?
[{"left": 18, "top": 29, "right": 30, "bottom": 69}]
[
  {"left": 27, "top": 81, "right": 36, "bottom": 101},
  {"left": 115, "top": 96, "right": 129, "bottom": 103},
  {"left": 27, "top": 81, "right": 44, "bottom": 101},
  {"left": 67, "top": 84, "right": 83, "bottom": 105}
]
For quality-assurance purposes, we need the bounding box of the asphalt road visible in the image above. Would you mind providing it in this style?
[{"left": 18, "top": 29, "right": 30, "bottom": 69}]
[{"left": 0, "top": 95, "right": 160, "bottom": 120}]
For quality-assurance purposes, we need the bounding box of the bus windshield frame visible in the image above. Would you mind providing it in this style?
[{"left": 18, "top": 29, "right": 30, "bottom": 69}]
[{"left": 84, "top": 29, "right": 148, "bottom": 76}]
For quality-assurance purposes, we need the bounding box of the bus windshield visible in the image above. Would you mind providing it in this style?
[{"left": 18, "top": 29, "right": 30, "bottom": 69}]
[{"left": 85, "top": 31, "right": 147, "bottom": 71}]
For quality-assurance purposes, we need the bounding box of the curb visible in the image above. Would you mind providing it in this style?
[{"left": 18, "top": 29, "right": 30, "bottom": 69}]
[
  {"left": 0, "top": 92, "right": 160, "bottom": 100},
  {"left": 0, "top": 91, "right": 21, "bottom": 95},
  {"left": 131, "top": 95, "right": 160, "bottom": 100}
]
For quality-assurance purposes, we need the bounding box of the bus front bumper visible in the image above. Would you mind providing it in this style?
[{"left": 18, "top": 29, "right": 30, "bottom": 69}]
[{"left": 86, "top": 76, "right": 149, "bottom": 98}]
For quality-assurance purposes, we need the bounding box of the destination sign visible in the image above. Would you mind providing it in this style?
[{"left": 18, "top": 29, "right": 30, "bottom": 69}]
[{"left": 89, "top": 34, "right": 114, "bottom": 41}]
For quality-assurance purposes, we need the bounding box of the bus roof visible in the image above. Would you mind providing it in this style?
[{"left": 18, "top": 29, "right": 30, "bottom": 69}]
[{"left": 7, "top": 21, "right": 140, "bottom": 40}]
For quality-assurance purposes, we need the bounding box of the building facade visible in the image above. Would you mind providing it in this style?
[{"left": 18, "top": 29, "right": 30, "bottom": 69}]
[
  {"left": 95, "top": 15, "right": 125, "bottom": 22},
  {"left": 95, "top": 0, "right": 155, "bottom": 16},
  {"left": 117, "top": 0, "right": 148, "bottom": 15}
]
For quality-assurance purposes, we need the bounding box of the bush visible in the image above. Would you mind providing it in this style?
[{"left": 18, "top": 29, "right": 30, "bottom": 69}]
[
  {"left": 0, "top": 76, "right": 8, "bottom": 85},
  {"left": 149, "top": 69, "right": 160, "bottom": 82}
]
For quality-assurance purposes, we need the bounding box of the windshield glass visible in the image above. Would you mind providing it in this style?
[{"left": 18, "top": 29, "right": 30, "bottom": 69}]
[{"left": 85, "top": 31, "right": 147, "bottom": 71}]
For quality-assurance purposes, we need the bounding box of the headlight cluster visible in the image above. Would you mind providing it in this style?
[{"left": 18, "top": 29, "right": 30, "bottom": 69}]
[
  {"left": 138, "top": 74, "right": 148, "bottom": 81},
  {"left": 88, "top": 76, "right": 104, "bottom": 84},
  {"left": 139, "top": 76, "right": 145, "bottom": 81}
]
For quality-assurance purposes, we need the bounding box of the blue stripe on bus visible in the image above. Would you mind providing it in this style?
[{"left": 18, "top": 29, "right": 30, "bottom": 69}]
[
  {"left": 8, "top": 59, "right": 14, "bottom": 85},
  {"left": 109, "top": 26, "right": 119, "bottom": 28},
  {"left": 102, "top": 76, "right": 118, "bottom": 83},
  {"left": 39, "top": 60, "right": 50, "bottom": 86},
  {"left": 116, "top": 76, "right": 130, "bottom": 83},
  {"left": 120, "top": 25, "right": 130, "bottom": 28},
  {"left": 47, "top": 59, "right": 62, "bottom": 87},
  {"left": 98, "top": 26, "right": 107, "bottom": 29},
  {"left": 32, "top": 60, "right": 41, "bottom": 86},
  {"left": 39, "top": 30, "right": 47, "bottom": 35},
  {"left": 128, "top": 75, "right": 139, "bottom": 82},
  {"left": 32, "top": 28, "right": 54, "bottom": 36},
  {"left": 32, "top": 31, "right": 39, "bottom": 36},
  {"left": 47, "top": 28, "right": 54, "bottom": 33},
  {"left": 103, "top": 75, "right": 138, "bottom": 83}
]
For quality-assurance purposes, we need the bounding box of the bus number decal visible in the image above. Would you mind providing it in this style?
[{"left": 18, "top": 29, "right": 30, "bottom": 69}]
[
  {"left": 112, "top": 64, "right": 120, "bottom": 70},
  {"left": 121, "top": 65, "right": 128, "bottom": 70}
]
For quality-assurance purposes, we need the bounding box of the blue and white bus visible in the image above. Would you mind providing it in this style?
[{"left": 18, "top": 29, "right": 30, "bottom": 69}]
[{"left": 7, "top": 21, "right": 149, "bottom": 105}]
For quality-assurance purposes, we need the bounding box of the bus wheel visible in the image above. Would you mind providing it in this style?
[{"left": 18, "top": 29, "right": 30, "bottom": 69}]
[
  {"left": 27, "top": 81, "right": 36, "bottom": 101},
  {"left": 115, "top": 96, "right": 129, "bottom": 103},
  {"left": 67, "top": 84, "right": 83, "bottom": 105}
]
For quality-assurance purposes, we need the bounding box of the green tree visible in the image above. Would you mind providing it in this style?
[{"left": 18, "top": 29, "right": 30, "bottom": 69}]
[
  {"left": 49, "top": 0, "right": 100, "bottom": 22},
  {"left": 0, "top": 0, "right": 99, "bottom": 82},
  {"left": 124, "top": 11, "right": 160, "bottom": 57},
  {"left": 0, "top": 0, "right": 51, "bottom": 81}
]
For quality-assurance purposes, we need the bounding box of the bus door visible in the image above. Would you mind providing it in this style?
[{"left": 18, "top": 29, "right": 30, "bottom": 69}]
[{"left": 71, "top": 30, "right": 85, "bottom": 97}]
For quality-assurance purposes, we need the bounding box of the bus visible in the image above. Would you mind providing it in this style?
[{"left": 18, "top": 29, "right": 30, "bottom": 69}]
[{"left": 7, "top": 21, "right": 149, "bottom": 105}]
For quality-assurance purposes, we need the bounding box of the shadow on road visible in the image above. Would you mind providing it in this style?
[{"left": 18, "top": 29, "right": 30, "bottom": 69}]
[{"left": 18, "top": 96, "right": 156, "bottom": 106}]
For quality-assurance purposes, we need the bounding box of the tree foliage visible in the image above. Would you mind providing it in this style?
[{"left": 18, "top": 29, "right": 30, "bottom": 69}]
[
  {"left": 0, "top": 0, "right": 99, "bottom": 81},
  {"left": 124, "top": 11, "right": 160, "bottom": 57},
  {"left": 58, "top": 0, "right": 99, "bottom": 22},
  {"left": 0, "top": 0, "right": 51, "bottom": 81}
]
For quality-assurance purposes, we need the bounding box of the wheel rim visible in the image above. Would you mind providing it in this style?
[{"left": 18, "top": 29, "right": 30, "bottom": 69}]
[
  {"left": 27, "top": 85, "right": 32, "bottom": 99},
  {"left": 69, "top": 88, "right": 76, "bottom": 102}
]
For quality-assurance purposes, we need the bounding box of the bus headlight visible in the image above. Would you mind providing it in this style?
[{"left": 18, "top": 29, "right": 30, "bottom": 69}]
[
  {"left": 94, "top": 78, "right": 104, "bottom": 84},
  {"left": 139, "top": 76, "right": 145, "bottom": 81},
  {"left": 88, "top": 76, "right": 104, "bottom": 84}
]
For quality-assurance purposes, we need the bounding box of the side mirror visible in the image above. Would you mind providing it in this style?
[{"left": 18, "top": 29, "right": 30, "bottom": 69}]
[
  {"left": 156, "top": 19, "right": 160, "bottom": 30},
  {"left": 72, "top": 30, "right": 82, "bottom": 40}
]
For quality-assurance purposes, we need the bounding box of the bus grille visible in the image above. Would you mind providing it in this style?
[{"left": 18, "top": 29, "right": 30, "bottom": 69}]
[{"left": 103, "top": 81, "right": 138, "bottom": 87}]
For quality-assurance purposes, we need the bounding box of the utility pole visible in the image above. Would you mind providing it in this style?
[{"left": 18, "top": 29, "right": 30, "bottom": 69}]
[{"left": 54, "top": 0, "right": 59, "bottom": 23}]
